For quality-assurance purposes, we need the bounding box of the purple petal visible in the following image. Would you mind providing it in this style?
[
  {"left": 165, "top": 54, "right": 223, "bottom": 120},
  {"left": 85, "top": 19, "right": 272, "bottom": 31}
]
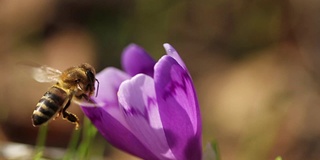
[
  {"left": 163, "top": 43, "right": 187, "bottom": 70},
  {"left": 154, "top": 55, "right": 202, "bottom": 160},
  {"left": 81, "top": 106, "right": 159, "bottom": 159},
  {"left": 121, "top": 44, "right": 156, "bottom": 77},
  {"left": 81, "top": 67, "right": 159, "bottom": 158},
  {"left": 92, "top": 67, "right": 130, "bottom": 107},
  {"left": 118, "top": 74, "right": 175, "bottom": 160},
  {"left": 82, "top": 67, "right": 131, "bottom": 133}
]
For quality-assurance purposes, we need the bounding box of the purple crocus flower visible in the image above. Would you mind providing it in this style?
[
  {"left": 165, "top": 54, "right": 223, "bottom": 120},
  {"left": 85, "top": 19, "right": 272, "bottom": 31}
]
[{"left": 81, "top": 43, "right": 202, "bottom": 160}]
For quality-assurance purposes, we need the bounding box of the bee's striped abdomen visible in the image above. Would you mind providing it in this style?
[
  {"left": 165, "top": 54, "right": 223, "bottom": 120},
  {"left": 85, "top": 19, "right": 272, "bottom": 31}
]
[{"left": 32, "top": 86, "right": 68, "bottom": 126}]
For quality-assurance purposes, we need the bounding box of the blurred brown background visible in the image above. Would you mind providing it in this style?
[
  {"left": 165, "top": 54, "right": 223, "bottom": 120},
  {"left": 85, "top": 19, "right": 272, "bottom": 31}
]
[{"left": 1, "top": 0, "right": 320, "bottom": 159}]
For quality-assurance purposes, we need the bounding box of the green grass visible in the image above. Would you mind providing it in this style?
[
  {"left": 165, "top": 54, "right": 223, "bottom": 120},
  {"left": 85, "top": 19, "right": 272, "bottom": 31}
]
[{"left": 33, "top": 125, "right": 48, "bottom": 160}]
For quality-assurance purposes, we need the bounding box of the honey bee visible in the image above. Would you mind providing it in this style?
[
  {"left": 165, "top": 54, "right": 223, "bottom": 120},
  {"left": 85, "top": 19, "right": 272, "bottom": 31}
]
[{"left": 30, "top": 63, "right": 99, "bottom": 130}]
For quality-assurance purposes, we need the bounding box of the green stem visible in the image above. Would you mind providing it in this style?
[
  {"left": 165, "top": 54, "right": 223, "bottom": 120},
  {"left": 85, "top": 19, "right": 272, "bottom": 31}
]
[
  {"left": 33, "top": 125, "right": 48, "bottom": 160},
  {"left": 63, "top": 128, "right": 81, "bottom": 160},
  {"left": 77, "top": 117, "right": 97, "bottom": 160},
  {"left": 212, "top": 140, "right": 220, "bottom": 160}
]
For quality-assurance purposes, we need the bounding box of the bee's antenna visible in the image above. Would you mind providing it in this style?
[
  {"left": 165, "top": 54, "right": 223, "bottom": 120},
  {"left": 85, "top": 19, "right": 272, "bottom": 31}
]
[{"left": 95, "top": 78, "right": 99, "bottom": 97}]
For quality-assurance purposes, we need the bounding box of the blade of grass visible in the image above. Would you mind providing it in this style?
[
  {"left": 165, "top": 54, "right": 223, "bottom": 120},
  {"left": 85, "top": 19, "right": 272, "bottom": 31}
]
[
  {"left": 211, "top": 139, "right": 220, "bottom": 160},
  {"left": 77, "top": 117, "right": 98, "bottom": 159},
  {"left": 33, "top": 125, "right": 48, "bottom": 160},
  {"left": 63, "top": 128, "right": 81, "bottom": 160},
  {"left": 202, "top": 140, "right": 221, "bottom": 160}
]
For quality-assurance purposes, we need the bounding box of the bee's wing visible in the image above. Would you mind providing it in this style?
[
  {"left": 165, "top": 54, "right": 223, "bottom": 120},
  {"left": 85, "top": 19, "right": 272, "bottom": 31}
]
[
  {"left": 18, "top": 62, "right": 62, "bottom": 83},
  {"left": 32, "top": 65, "right": 62, "bottom": 83}
]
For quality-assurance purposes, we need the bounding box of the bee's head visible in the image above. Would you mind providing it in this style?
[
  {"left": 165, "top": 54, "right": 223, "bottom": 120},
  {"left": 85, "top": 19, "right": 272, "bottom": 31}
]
[
  {"left": 62, "top": 63, "right": 98, "bottom": 97},
  {"left": 80, "top": 63, "right": 99, "bottom": 97}
]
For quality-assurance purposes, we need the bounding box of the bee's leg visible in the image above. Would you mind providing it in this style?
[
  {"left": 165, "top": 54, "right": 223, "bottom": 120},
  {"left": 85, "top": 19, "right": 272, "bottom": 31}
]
[
  {"left": 62, "top": 111, "right": 79, "bottom": 130},
  {"left": 54, "top": 100, "right": 71, "bottom": 120},
  {"left": 53, "top": 112, "right": 60, "bottom": 120},
  {"left": 62, "top": 99, "right": 80, "bottom": 130}
]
